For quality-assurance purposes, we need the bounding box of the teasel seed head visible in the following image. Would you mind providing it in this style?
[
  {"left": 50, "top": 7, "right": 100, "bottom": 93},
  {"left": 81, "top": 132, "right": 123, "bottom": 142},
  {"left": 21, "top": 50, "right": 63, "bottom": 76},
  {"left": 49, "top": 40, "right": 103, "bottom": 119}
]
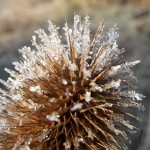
[{"left": 0, "top": 14, "right": 145, "bottom": 150}]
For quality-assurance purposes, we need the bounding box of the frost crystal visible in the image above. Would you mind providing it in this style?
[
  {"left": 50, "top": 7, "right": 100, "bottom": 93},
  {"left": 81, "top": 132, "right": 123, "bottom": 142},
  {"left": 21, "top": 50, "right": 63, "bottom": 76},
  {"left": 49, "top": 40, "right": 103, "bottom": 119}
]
[
  {"left": 49, "top": 97, "right": 56, "bottom": 103},
  {"left": 29, "top": 85, "right": 42, "bottom": 94},
  {"left": 63, "top": 141, "right": 71, "bottom": 150},
  {"left": 12, "top": 94, "right": 22, "bottom": 101},
  {"left": 46, "top": 112, "right": 60, "bottom": 122},
  {"left": 68, "top": 63, "right": 78, "bottom": 72},
  {"left": 85, "top": 92, "right": 91, "bottom": 103},
  {"left": 71, "top": 103, "right": 83, "bottom": 111},
  {"left": 86, "top": 128, "right": 94, "bottom": 141},
  {"left": 83, "top": 68, "right": 91, "bottom": 78},
  {"left": 103, "top": 79, "right": 121, "bottom": 90},
  {"left": 62, "top": 79, "right": 68, "bottom": 85},
  {"left": 0, "top": 14, "right": 144, "bottom": 150}
]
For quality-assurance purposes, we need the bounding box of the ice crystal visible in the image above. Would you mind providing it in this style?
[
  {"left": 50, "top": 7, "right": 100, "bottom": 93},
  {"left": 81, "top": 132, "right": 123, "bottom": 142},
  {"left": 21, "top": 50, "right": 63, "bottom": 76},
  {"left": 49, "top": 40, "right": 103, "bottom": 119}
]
[
  {"left": 62, "top": 79, "right": 68, "bottom": 85},
  {"left": 46, "top": 112, "right": 60, "bottom": 122},
  {"left": 86, "top": 128, "right": 94, "bottom": 141},
  {"left": 70, "top": 103, "right": 83, "bottom": 111},
  {"left": 85, "top": 92, "right": 91, "bottom": 103},
  {"left": 68, "top": 63, "right": 78, "bottom": 72},
  {"left": 0, "top": 14, "right": 144, "bottom": 150},
  {"left": 63, "top": 141, "right": 71, "bottom": 150},
  {"left": 29, "top": 85, "right": 42, "bottom": 94}
]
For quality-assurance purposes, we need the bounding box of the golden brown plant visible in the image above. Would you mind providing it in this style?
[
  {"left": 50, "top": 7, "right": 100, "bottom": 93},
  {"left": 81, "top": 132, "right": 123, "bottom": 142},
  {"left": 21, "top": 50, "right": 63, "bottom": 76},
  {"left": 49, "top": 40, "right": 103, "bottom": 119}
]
[{"left": 0, "top": 15, "right": 144, "bottom": 150}]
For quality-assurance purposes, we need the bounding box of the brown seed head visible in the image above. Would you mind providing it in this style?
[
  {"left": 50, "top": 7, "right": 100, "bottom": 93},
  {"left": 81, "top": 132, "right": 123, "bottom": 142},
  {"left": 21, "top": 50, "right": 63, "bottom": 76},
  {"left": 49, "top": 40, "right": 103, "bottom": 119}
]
[{"left": 0, "top": 15, "right": 145, "bottom": 150}]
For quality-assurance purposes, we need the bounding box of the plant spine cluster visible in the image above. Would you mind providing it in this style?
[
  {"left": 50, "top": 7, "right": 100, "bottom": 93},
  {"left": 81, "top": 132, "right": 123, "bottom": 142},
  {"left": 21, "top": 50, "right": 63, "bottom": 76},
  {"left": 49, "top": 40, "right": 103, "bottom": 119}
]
[{"left": 0, "top": 14, "right": 144, "bottom": 150}]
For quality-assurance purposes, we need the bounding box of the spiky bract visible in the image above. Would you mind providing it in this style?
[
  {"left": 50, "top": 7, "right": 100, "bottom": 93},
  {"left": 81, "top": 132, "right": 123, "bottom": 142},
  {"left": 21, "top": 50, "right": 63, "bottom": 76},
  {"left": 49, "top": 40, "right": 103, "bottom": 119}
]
[{"left": 0, "top": 15, "right": 144, "bottom": 150}]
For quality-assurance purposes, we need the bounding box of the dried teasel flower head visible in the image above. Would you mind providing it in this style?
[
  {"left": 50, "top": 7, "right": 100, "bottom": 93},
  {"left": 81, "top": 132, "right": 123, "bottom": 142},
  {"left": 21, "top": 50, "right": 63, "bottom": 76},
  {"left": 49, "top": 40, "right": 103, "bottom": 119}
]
[{"left": 0, "top": 14, "right": 145, "bottom": 150}]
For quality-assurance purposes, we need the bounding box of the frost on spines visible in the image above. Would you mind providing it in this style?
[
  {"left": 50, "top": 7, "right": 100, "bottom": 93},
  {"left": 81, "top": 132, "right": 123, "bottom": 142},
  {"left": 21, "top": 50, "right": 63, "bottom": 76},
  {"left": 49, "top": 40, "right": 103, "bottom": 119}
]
[{"left": 0, "top": 14, "right": 145, "bottom": 150}]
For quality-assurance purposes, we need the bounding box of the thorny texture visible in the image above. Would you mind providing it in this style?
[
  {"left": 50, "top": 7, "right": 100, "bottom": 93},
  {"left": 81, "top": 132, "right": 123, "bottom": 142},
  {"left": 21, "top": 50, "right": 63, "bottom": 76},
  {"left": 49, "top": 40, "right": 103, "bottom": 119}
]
[{"left": 0, "top": 15, "right": 145, "bottom": 150}]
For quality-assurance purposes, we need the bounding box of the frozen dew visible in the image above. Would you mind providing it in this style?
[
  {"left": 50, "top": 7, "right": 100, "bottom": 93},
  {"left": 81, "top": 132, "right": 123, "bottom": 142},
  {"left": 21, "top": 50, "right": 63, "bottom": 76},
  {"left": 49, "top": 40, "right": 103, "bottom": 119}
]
[
  {"left": 68, "top": 63, "right": 78, "bottom": 72},
  {"left": 127, "top": 60, "right": 141, "bottom": 66},
  {"left": 107, "top": 24, "right": 119, "bottom": 42},
  {"left": 0, "top": 79, "right": 7, "bottom": 86},
  {"left": 108, "top": 60, "right": 141, "bottom": 79},
  {"left": 69, "top": 29, "right": 72, "bottom": 35},
  {"left": 65, "top": 88, "right": 72, "bottom": 97},
  {"left": 108, "top": 31, "right": 119, "bottom": 42},
  {"left": 83, "top": 68, "right": 91, "bottom": 78},
  {"left": 71, "top": 81, "right": 76, "bottom": 85},
  {"left": 113, "top": 79, "right": 121, "bottom": 89},
  {"left": 119, "top": 91, "right": 145, "bottom": 101},
  {"left": 27, "top": 99, "right": 40, "bottom": 111},
  {"left": 7, "top": 77, "right": 20, "bottom": 90},
  {"left": 78, "top": 138, "right": 84, "bottom": 143},
  {"left": 74, "top": 137, "right": 85, "bottom": 148},
  {"left": 86, "top": 128, "right": 94, "bottom": 141},
  {"left": 103, "top": 79, "right": 121, "bottom": 90},
  {"left": 109, "top": 65, "right": 121, "bottom": 76},
  {"left": 123, "top": 120, "right": 134, "bottom": 130},
  {"left": 12, "top": 94, "right": 22, "bottom": 101},
  {"left": 105, "top": 103, "right": 113, "bottom": 107},
  {"left": 46, "top": 112, "right": 60, "bottom": 122},
  {"left": 32, "top": 35, "right": 36, "bottom": 42},
  {"left": 90, "top": 82, "right": 103, "bottom": 92},
  {"left": 71, "top": 103, "right": 83, "bottom": 111},
  {"left": 94, "top": 109, "right": 98, "bottom": 115},
  {"left": 29, "top": 85, "right": 42, "bottom": 95},
  {"left": 49, "top": 97, "right": 56, "bottom": 103},
  {"left": 85, "top": 92, "right": 91, "bottom": 103},
  {"left": 105, "top": 119, "right": 122, "bottom": 136},
  {"left": 130, "top": 91, "right": 145, "bottom": 101},
  {"left": 94, "top": 85, "right": 103, "bottom": 92},
  {"left": 105, "top": 119, "right": 115, "bottom": 131},
  {"left": 62, "top": 79, "right": 68, "bottom": 85},
  {"left": 63, "top": 141, "right": 71, "bottom": 150}
]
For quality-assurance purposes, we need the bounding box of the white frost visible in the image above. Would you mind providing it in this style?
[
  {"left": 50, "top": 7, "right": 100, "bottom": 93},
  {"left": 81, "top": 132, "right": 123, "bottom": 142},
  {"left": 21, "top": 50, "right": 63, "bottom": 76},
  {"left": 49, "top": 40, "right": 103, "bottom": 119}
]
[
  {"left": 62, "top": 79, "right": 68, "bottom": 85},
  {"left": 103, "top": 79, "right": 121, "bottom": 90},
  {"left": 72, "top": 81, "right": 76, "bottom": 85},
  {"left": 12, "top": 94, "right": 22, "bottom": 101},
  {"left": 85, "top": 92, "right": 91, "bottom": 103},
  {"left": 68, "top": 63, "right": 78, "bottom": 72},
  {"left": 46, "top": 112, "right": 60, "bottom": 122},
  {"left": 83, "top": 68, "right": 91, "bottom": 78},
  {"left": 27, "top": 99, "right": 40, "bottom": 111},
  {"left": 29, "top": 85, "right": 42, "bottom": 95},
  {"left": 86, "top": 128, "right": 94, "bottom": 140},
  {"left": 63, "top": 141, "right": 71, "bottom": 150},
  {"left": 71, "top": 103, "right": 83, "bottom": 111},
  {"left": 49, "top": 97, "right": 56, "bottom": 103},
  {"left": 91, "top": 82, "right": 103, "bottom": 92},
  {"left": 119, "top": 90, "right": 145, "bottom": 101},
  {"left": 108, "top": 30, "right": 119, "bottom": 42}
]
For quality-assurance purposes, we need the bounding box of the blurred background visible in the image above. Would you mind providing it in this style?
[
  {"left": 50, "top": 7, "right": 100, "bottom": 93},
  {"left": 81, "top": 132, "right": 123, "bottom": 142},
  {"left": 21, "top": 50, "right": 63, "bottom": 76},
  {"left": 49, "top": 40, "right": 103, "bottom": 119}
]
[{"left": 0, "top": 0, "right": 149, "bottom": 149}]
